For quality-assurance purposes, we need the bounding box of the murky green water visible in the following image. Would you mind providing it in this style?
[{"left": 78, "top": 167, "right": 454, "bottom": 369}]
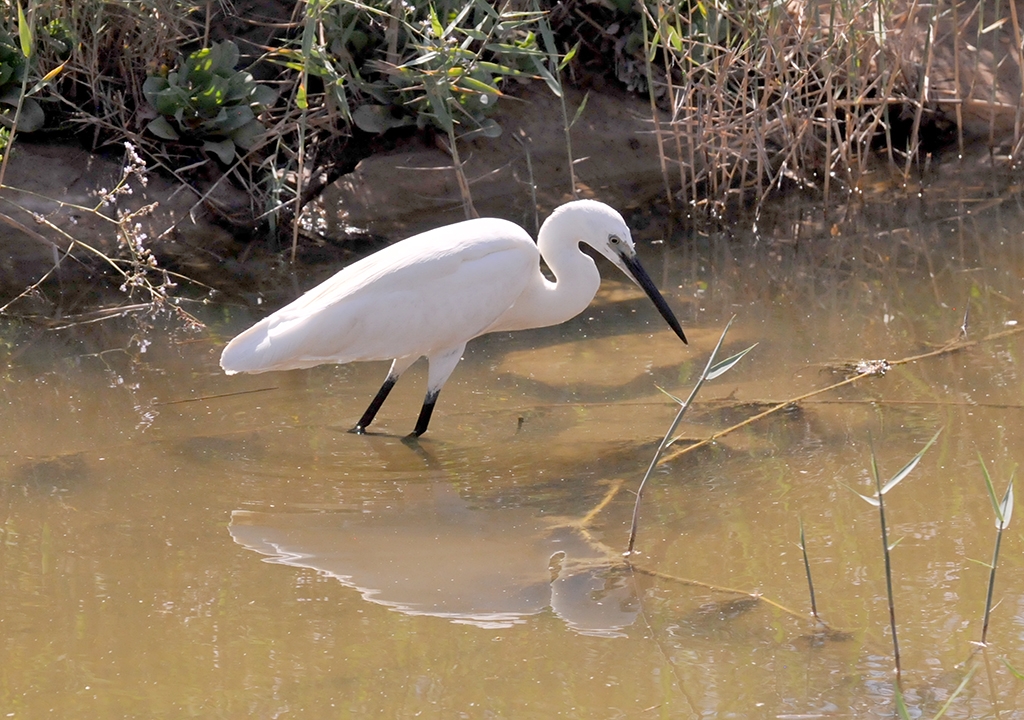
[{"left": 2, "top": 194, "right": 1024, "bottom": 718}]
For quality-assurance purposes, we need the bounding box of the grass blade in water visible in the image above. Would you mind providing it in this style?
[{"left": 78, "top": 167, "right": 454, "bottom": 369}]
[{"left": 880, "top": 428, "right": 942, "bottom": 495}]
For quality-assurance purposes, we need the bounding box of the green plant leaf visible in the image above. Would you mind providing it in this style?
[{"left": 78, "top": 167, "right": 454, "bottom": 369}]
[
  {"left": 965, "top": 556, "right": 993, "bottom": 569},
  {"left": 880, "top": 427, "right": 942, "bottom": 495},
  {"left": 190, "top": 46, "right": 214, "bottom": 75},
  {"left": 476, "top": 60, "right": 529, "bottom": 77},
  {"left": 978, "top": 456, "right": 1015, "bottom": 528},
  {"left": 203, "top": 138, "right": 236, "bottom": 163},
  {"left": 458, "top": 75, "right": 501, "bottom": 96},
  {"left": 458, "top": 117, "right": 502, "bottom": 141},
  {"left": 153, "top": 87, "right": 187, "bottom": 117},
  {"left": 250, "top": 84, "right": 277, "bottom": 109},
  {"left": 402, "top": 50, "right": 441, "bottom": 68},
  {"left": 654, "top": 385, "right": 685, "bottom": 406},
  {"left": 667, "top": 24, "right": 684, "bottom": 53},
  {"left": 894, "top": 682, "right": 912, "bottom": 720},
  {"left": 352, "top": 104, "right": 413, "bottom": 133},
  {"left": 219, "top": 104, "right": 255, "bottom": 133},
  {"left": 27, "top": 61, "right": 64, "bottom": 96},
  {"left": 217, "top": 41, "right": 240, "bottom": 73},
  {"left": 428, "top": 4, "right": 444, "bottom": 39},
  {"left": 143, "top": 75, "right": 169, "bottom": 104},
  {"left": 17, "top": 1, "right": 33, "bottom": 59},
  {"left": 476, "top": 117, "right": 502, "bottom": 137},
  {"left": 537, "top": 11, "right": 558, "bottom": 57},
  {"left": 706, "top": 342, "right": 757, "bottom": 380},
  {"left": 442, "top": 1, "right": 474, "bottom": 40},
  {"left": 18, "top": 97, "right": 43, "bottom": 131},
  {"left": 840, "top": 481, "right": 880, "bottom": 506},
  {"left": 570, "top": 91, "right": 589, "bottom": 128},
  {"left": 483, "top": 44, "right": 544, "bottom": 60},
  {"left": 196, "top": 75, "right": 229, "bottom": 111},
  {"left": 198, "top": 106, "right": 228, "bottom": 131},
  {"left": 146, "top": 116, "right": 180, "bottom": 140},
  {"left": 206, "top": 42, "right": 224, "bottom": 73},
  {"left": 352, "top": 105, "right": 386, "bottom": 133},
  {"left": 1, "top": 95, "right": 44, "bottom": 132},
  {"left": 979, "top": 454, "right": 1000, "bottom": 515},
  {"left": 230, "top": 118, "right": 264, "bottom": 149},
  {"left": 558, "top": 41, "right": 580, "bottom": 71},
  {"left": 931, "top": 663, "right": 977, "bottom": 719},
  {"left": 996, "top": 476, "right": 1014, "bottom": 530},
  {"left": 225, "top": 71, "right": 255, "bottom": 102},
  {"left": 530, "top": 55, "right": 561, "bottom": 97},
  {"left": 423, "top": 79, "right": 453, "bottom": 133},
  {"left": 646, "top": 27, "right": 660, "bottom": 64},
  {"left": 854, "top": 490, "right": 880, "bottom": 507},
  {"left": 0, "top": 86, "right": 23, "bottom": 106}
]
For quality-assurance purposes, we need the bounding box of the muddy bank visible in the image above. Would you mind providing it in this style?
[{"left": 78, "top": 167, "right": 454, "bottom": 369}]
[
  {"left": 0, "top": 82, "right": 672, "bottom": 305},
  {"left": 1, "top": 16, "right": 1022, "bottom": 314}
]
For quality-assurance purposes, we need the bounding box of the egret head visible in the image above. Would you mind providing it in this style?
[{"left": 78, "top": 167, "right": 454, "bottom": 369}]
[{"left": 550, "top": 200, "right": 688, "bottom": 345}]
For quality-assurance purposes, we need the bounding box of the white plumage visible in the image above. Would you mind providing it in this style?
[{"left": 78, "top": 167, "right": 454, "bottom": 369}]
[{"left": 221, "top": 199, "right": 687, "bottom": 436}]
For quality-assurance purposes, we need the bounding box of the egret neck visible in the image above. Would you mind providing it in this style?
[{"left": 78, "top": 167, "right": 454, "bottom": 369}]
[{"left": 483, "top": 208, "right": 602, "bottom": 334}]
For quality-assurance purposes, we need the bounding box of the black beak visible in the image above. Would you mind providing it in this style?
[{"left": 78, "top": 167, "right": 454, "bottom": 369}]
[{"left": 622, "top": 253, "right": 688, "bottom": 344}]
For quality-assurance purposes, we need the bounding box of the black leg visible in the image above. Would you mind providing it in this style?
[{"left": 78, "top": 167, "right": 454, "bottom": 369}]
[
  {"left": 351, "top": 373, "right": 398, "bottom": 433},
  {"left": 410, "top": 389, "right": 440, "bottom": 437}
]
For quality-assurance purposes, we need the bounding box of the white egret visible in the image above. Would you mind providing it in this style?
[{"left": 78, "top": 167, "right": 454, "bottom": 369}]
[{"left": 220, "top": 199, "right": 687, "bottom": 436}]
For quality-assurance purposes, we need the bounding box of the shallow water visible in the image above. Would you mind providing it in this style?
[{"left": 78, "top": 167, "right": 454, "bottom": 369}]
[{"left": 2, "top": 194, "right": 1024, "bottom": 718}]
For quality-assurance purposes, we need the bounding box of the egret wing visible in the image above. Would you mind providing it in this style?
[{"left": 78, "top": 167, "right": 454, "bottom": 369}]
[{"left": 221, "top": 222, "right": 538, "bottom": 373}]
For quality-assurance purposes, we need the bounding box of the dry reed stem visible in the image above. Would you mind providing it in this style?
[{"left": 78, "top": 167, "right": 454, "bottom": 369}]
[
  {"left": 643, "top": 0, "right": 983, "bottom": 209},
  {"left": 642, "top": 4, "right": 673, "bottom": 212}
]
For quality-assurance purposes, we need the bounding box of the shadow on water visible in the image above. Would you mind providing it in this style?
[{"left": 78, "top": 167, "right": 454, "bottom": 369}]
[{"left": 2, "top": 185, "right": 1024, "bottom": 717}]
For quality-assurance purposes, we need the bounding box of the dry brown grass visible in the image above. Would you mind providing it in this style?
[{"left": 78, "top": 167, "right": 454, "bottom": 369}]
[
  {"left": 8, "top": 1, "right": 1024, "bottom": 212},
  {"left": 631, "top": 0, "right": 1024, "bottom": 215}
]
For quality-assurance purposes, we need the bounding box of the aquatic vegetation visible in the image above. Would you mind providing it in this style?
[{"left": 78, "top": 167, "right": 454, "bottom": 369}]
[
  {"left": 978, "top": 455, "right": 1015, "bottom": 646},
  {"left": 847, "top": 429, "right": 942, "bottom": 679},
  {"left": 143, "top": 40, "right": 277, "bottom": 163},
  {"left": 626, "top": 316, "right": 755, "bottom": 555}
]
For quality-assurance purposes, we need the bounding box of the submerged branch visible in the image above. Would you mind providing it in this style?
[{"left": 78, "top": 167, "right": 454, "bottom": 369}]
[
  {"left": 657, "top": 326, "right": 1021, "bottom": 467},
  {"left": 574, "top": 325, "right": 1021, "bottom": 531}
]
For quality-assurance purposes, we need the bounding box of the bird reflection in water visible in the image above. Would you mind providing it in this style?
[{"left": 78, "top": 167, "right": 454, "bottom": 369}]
[{"left": 230, "top": 481, "right": 639, "bottom": 637}]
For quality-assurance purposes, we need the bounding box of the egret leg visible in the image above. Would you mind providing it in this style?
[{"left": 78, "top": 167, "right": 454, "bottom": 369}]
[
  {"left": 411, "top": 390, "right": 439, "bottom": 437},
  {"left": 352, "top": 357, "right": 416, "bottom": 433},
  {"left": 409, "top": 344, "right": 466, "bottom": 437},
  {"left": 352, "top": 374, "right": 397, "bottom": 433}
]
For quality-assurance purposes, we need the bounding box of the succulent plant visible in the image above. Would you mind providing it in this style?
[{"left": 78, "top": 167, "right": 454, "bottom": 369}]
[{"left": 143, "top": 40, "right": 277, "bottom": 163}]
